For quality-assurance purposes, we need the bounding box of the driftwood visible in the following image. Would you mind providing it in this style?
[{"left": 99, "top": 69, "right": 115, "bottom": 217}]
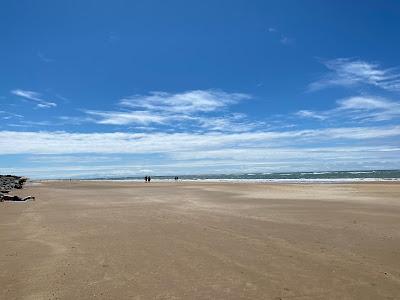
[{"left": 0, "top": 194, "right": 35, "bottom": 202}]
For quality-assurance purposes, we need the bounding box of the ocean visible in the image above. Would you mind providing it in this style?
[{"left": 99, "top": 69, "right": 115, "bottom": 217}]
[{"left": 88, "top": 169, "right": 400, "bottom": 183}]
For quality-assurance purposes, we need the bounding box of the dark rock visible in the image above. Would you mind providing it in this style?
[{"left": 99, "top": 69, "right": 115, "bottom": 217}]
[
  {"left": 0, "top": 175, "right": 28, "bottom": 191},
  {"left": 0, "top": 175, "right": 33, "bottom": 202},
  {"left": 0, "top": 194, "right": 35, "bottom": 202}
]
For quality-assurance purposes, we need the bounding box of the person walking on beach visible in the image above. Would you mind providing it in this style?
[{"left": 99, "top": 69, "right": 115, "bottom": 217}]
[
  {"left": 148, "top": 176, "right": 151, "bottom": 182},
  {"left": 144, "top": 176, "right": 148, "bottom": 182}
]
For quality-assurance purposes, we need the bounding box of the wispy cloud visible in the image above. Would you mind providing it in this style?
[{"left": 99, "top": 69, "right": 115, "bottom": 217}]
[
  {"left": 196, "top": 113, "right": 265, "bottom": 132},
  {"left": 295, "top": 110, "right": 327, "bottom": 120},
  {"left": 0, "top": 126, "right": 398, "bottom": 155},
  {"left": 85, "top": 110, "right": 169, "bottom": 125},
  {"left": 11, "top": 89, "right": 57, "bottom": 108},
  {"left": 267, "top": 27, "right": 295, "bottom": 46},
  {"left": 84, "top": 90, "right": 252, "bottom": 130},
  {"left": 0, "top": 110, "right": 23, "bottom": 120},
  {"left": 338, "top": 96, "right": 400, "bottom": 121},
  {"left": 37, "top": 52, "right": 54, "bottom": 63},
  {"left": 27, "top": 155, "right": 122, "bottom": 164},
  {"left": 119, "top": 90, "right": 249, "bottom": 114},
  {"left": 309, "top": 58, "right": 400, "bottom": 91},
  {"left": 296, "top": 95, "right": 400, "bottom": 122},
  {"left": 1, "top": 126, "right": 400, "bottom": 177}
]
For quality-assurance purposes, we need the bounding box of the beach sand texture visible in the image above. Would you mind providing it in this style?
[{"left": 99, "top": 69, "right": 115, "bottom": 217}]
[{"left": 1, "top": 181, "right": 400, "bottom": 299}]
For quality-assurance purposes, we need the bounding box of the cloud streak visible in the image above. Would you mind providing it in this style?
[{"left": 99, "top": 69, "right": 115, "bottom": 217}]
[
  {"left": 2, "top": 128, "right": 399, "bottom": 178},
  {"left": 119, "top": 90, "right": 249, "bottom": 113},
  {"left": 85, "top": 110, "right": 169, "bottom": 125},
  {"left": 3, "top": 83, "right": 400, "bottom": 177},
  {"left": 84, "top": 90, "right": 252, "bottom": 130},
  {"left": 11, "top": 89, "right": 57, "bottom": 108},
  {"left": 0, "top": 110, "right": 23, "bottom": 120},
  {"left": 309, "top": 58, "right": 400, "bottom": 92},
  {"left": 297, "top": 95, "right": 400, "bottom": 122},
  {"left": 0, "top": 125, "right": 399, "bottom": 155}
]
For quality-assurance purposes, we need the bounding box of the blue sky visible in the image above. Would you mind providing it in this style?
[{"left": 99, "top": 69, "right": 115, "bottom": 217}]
[{"left": 1, "top": 0, "right": 400, "bottom": 178}]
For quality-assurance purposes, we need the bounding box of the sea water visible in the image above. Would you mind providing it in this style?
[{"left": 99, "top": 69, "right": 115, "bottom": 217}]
[{"left": 88, "top": 170, "right": 400, "bottom": 183}]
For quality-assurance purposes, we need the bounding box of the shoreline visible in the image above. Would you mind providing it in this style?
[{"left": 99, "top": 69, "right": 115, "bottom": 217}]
[{"left": 33, "top": 178, "right": 400, "bottom": 184}]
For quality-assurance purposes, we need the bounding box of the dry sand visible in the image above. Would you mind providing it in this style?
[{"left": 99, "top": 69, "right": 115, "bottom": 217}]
[{"left": 1, "top": 181, "right": 400, "bottom": 299}]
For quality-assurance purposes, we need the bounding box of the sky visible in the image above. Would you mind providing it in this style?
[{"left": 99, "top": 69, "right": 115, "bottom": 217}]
[{"left": 1, "top": 0, "right": 400, "bottom": 178}]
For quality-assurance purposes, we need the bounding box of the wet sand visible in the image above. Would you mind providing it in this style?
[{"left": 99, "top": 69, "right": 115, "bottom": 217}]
[{"left": 1, "top": 181, "right": 400, "bottom": 299}]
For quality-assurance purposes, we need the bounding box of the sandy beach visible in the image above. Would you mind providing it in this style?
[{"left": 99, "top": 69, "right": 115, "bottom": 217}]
[{"left": 1, "top": 181, "right": 400, "bottom": 299}]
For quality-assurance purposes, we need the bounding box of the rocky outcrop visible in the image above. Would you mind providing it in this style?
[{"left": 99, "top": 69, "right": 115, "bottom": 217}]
[
  {"left": 0, "top": 175, "right": 27, "bottom": 191},
  {"left": 0, "top": 175, "right": 33, "bottom": 202}
]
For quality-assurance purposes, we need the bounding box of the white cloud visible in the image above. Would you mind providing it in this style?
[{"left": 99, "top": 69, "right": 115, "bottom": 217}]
[
  {"left": 0, "top": 110, "right": 23, "bottom": 120},
  {"left": 195, "top": 113, "right": 265, "bottom": 132},
  {"left": 297, "top": 96, "right": 400, "bottom": 122},
  {"left": 119, "top": 90, "right": 250, "bottom": 114},
  {"left": 309, "top": 58, "right": 400, "bottom": 91},
  {"left": 295, "top": 110, "right": 327, "bottom": 120},
  {"left": 85, "top": 110, "right": 169, "bottom": 125},
  {"left": 338, "top": 96, "right": 400, "bottom": 121},
  {"left": 27, "top": 155, "right": 121, "bottom": 164},
  {"left": 11, "top": 89, "right": 57, "bottom": 108},
  {"left": 0, "top": 126, "right": 399, "bottom": 155},
  {"left": 169, "top": 146, "right": 400, "bottom": 161},
  {"left": 84, "top": 90, "right": 252, "bottom": 129},
  {"left": 5, "top": 89, "right": 254, "bottom": 131},
  {"left": 3, "top": 132, "right": 400, "bottom": 178},
  {"left": 338, "top": 96, "right": 395, "bottom": 110}
]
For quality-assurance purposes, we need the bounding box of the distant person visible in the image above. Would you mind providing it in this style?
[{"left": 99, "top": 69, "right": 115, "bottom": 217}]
[
  {"left": 144, "top": 176, "right": 148, "bottom": 182},
  {"left": 148, "top": 176, "right": 151, "bottom": 182}
]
